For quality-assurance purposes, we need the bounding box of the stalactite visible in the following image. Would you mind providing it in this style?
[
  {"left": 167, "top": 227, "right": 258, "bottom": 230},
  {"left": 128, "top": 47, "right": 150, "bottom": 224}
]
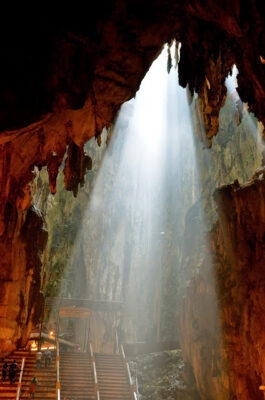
[
  {"left": 167, "top": 45, "right": 172, "bottom": 74},
  {"left": 47, "top": 154, "right": 61, "bottom": 195},
  {"left": 63, "top": 141, "right": 92, "bottom": 197},
  {"left": 174, "top": 41, "right": 180, "bottom": 67}
]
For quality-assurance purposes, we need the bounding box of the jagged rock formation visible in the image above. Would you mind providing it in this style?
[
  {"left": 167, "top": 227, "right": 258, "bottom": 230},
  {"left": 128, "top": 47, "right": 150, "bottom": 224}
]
[
  {"left": 1, "top": 2, "right": 265, "bottom": 230},
  {"left": 179, "top": 168, "right": 265, "bottom": 399}
]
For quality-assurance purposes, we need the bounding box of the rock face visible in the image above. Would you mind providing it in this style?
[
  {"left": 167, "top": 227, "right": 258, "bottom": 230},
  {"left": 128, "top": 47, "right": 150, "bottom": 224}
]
[
  {"left": 177, "top": 95, "right": 264, "bottom": 399},
  {"left": 0, "top": 205, "right": 47, "bottom": 355},
  {"left": 214, "top": 170, "right": 265, "bottom": 399},
  {"left": 179, "top": 168, "right": 265, "bottom": 399},
  {"left": 179, "top": 253, "right": 231, "bottom": 400}
]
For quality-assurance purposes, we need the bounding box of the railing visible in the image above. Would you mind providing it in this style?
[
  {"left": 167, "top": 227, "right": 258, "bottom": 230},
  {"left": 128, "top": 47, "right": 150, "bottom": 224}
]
[
  {"left": 120, "top": 344, "right": 138, "bottom": 400},
  {"left": 56, "top": 340, "right": 60, "bottom": 400},
  {"left": 135, "top": 369, "right": 139, "bottom": 399},
  {"left": 115, "top": 328, "right": 119, "bottom": 354},
  {"left": 16, "top": 357, "right": 25, "bottom": 400},
  {"left": 89, "top": 343, "right": 100, "bottom": 400}
]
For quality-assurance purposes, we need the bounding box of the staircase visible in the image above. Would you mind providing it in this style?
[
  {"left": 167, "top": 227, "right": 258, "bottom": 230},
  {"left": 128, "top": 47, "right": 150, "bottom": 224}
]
[
  {"left": 0, "top": 348, "right": 135, "bottom": 400},
  {"left": 95, "top": 353, "right": 132, "bottom": 400},
  {"left": 20, "top": 351, "right": 56, "bottom": 399},
  {"left": 60, "top": 351, "right": 96, "bottom": 400},
  {"left": 0, "top": 350, "right": 28, "bottom": 400}
]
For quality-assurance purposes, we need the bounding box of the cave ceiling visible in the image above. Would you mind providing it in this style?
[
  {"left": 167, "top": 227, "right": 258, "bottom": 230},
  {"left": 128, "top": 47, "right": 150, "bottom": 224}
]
[{"left": 0, "top": 1, "right": 265, "bottom": 232}]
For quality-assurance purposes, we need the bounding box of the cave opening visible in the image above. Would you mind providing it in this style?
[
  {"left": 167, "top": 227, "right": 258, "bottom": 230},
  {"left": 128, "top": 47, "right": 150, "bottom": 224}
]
[{"left": 27, "top": 42, "right": 263, "bottom": 400}]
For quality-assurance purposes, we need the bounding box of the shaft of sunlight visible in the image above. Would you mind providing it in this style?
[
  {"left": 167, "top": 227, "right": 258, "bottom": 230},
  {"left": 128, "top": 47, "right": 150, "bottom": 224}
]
[{"left": 50, "top": 43, "right": 208, "bottom": 352}]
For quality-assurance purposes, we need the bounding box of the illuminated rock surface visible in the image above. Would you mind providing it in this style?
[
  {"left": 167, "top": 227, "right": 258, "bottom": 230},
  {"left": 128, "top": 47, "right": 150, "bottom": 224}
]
[{"left": 180, "top": 169, "right": 265, "bottom": 399}]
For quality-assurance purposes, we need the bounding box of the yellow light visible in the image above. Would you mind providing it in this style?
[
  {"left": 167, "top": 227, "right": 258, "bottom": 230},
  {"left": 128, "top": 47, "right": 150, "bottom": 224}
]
[
  {"left": 41, "top": 346, "right": 55, "bottom": 350},
  {"left": 49, "top": 329, "right": 55, "bottom": 337},
  {"left": 31, "top": 341, "right": 37, "bottom": 349}
]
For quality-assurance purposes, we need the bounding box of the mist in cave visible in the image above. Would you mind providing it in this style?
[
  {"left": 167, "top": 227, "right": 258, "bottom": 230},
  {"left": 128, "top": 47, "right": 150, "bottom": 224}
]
[
  {"left": 42, "top": 41, "right": 264, "bottom": 400},
  {"left": 47, "top": 43, "right": 202, "bottom": 352}
]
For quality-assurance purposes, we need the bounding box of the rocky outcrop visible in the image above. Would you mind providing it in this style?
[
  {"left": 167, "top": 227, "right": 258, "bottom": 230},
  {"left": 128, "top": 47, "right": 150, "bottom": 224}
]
[
  {"left": 179, "top": 252, "right": 231, "bottom": 399},
  {"left": 1, "top": 2, "right": 265, "bottom": 228},
  {"left": 213, "top": 169, "right": 265, "bottom": 399},
  {"left": 0, "top": 205, "right": 47, "bottom": 356},
  {"left": 179, "top": 168, "right": 265, "bottom": 399}
]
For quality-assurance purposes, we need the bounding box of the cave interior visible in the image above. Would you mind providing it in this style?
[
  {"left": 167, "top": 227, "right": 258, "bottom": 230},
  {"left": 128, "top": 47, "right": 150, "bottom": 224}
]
[{"left": 1, "top": 3, "right": 265, "bottom": 399}]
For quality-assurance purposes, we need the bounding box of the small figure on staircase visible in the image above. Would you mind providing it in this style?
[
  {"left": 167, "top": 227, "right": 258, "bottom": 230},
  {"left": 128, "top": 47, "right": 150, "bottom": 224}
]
[
  {"left": 75, "top": 343, "right": 80, "bottom": 352},
  {"left": 29, "top": 376, "right": 39, "bottom": 399},
  {"left": 44, "top": 347, "right": 52, "bottom": 368},
  {"left": 9, "top": 360, "right": 17, "bottom": 384},
  {"left": 36, "top": 349, "right": 42, "bottom": 369},
  {"left": 1, "top": 362, "right": 8, "bottom": 382}
]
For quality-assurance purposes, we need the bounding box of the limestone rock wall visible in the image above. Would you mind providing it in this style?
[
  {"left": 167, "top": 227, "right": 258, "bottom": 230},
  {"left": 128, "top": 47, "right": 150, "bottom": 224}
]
[
  {"left": 179, "top": 169, "right": 265, "bottom": 399},
  {"left": 0, "top": 205, "right": 47, "bottom": 356},
  {"left": 214, "top": 170, "right": 265, "bottom": 399},
  {"left": 178, "top": 91, "right": 264, "bottom": 398}
]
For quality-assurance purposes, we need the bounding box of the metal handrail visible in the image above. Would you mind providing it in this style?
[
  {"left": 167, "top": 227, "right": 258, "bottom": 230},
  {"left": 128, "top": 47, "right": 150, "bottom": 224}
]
[
  {"left": 89, "top": 343, "right": 100, "bottom": 400},
  {"left": 115, "top": 329, "right": 119, "bottom": 354},
  {"left": 89, "top": 342, "right": 94, "bottom": 358},
  {"left": 93, "top": 360, "right": 100, "bottom": 400},
  {"left": 135, "top": 370, "right": 139, "bottom": 399},
  {"left": 93, "top": 361, "right": 98, "bottom": 385},
  {"left": 16, "top": 357, "right": 25, "bottom": 400},
  {"left": 120, "top": 343, "right": 125, "bottom": 359},
  {"left": 126, "top": 363, "right": 133, "bottom": 386},
  {"left": 120, "top": 344, "right": 138, "bottom": 400},
  {"left": 56, "top": 340, "right": 60, "bottom": 400}
]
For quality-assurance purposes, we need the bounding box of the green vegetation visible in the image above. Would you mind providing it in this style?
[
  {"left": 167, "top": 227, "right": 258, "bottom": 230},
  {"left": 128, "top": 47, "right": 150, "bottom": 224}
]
[{"left": 129, "top": 350, "right": 200, "bottom": 400}]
